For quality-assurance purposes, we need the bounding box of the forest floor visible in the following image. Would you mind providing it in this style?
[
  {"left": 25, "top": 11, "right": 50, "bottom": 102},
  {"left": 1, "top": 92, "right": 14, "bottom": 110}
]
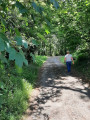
[{"left": 21, "top": 56, "right": 90, "bottom": 120}]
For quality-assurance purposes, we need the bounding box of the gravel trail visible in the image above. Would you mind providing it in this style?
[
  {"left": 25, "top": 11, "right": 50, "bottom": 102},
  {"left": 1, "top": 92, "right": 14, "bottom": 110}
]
[{"left": 22, "top": 56, "right": 90, "bottom": 120}]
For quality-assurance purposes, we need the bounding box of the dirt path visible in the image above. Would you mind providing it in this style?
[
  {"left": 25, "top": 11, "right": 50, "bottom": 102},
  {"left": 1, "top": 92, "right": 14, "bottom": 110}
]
[{"left": 22, "top": 56, "right": 90, "bottom": 120}]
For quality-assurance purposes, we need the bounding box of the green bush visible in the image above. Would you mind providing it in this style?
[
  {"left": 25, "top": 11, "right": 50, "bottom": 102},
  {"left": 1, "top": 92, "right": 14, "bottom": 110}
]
[
  {"left": 0, "top": 72, "right": 31, "bottom": 120},
  {"left": 73, "top": 50, "right": 90, "bottom": 79},
  {"left": 0, "top": 56, "right": 47, "bottom": 120}
]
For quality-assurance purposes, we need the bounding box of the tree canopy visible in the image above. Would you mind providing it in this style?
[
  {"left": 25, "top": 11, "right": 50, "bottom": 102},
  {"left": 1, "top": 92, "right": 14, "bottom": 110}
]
[{"left": 0, "top": 0, "right": 90, "bottom": 67}]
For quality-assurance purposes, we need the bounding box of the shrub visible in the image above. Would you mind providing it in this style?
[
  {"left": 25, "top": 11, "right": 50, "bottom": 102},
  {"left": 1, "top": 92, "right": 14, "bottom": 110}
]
[{"left": 0, "top": 56, "right": 47, "bottom": 120}]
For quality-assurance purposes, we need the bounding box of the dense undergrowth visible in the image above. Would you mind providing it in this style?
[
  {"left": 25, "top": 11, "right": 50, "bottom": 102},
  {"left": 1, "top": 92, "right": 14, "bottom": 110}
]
[
  {"left": 0, "top": 56, "right": 47, "bottom": 120},
  {"left": 73, "top": 50, "right": 90, "bottom": 81},
  {"left": 60, "top": 51, "right": 90, "bottom": 82}
]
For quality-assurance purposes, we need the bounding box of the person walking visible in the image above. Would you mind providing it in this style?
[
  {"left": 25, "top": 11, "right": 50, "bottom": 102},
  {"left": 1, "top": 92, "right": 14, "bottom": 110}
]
[{"left": 64, "top": 50, "right": 74, "bottom": 73}]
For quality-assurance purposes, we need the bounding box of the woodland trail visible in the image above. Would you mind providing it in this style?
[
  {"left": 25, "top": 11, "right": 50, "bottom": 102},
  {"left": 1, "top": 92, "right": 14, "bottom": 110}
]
[{"left": 22, "top": 56, "right": 90, "bottom": 120}]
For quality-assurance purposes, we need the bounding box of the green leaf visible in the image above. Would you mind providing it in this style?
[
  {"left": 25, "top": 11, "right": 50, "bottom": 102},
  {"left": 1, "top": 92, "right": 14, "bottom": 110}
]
[
  {"left": 45, "top": 19, "right": 51, "bottom": 26},
  {"left": 19, "top": 49, "right": 28, "bottom": 66},
  {"left": 32, "top": 2, "right": 43, "bottom": 14},
  {"left": 45, "top": 29, "right": 50, "bottom": 34},
  {"left": 22, "top": 40, "right": 28, "bottom": 48},
  {"left": 15, "top": 28, "right": 21, "bottom": 36},
  {"left": 23, "top": 58, "right": 28, "bottom": 66},
  {"left": 50, "top": 0, "right": 54, "bottom": 2},
  {"left": 20, "top": 8, "right": 27, "bottom": 13},
  {"left": 26, "top": 22, "right": 28, "bottom": 26},
  {"left": 0, "top": 32, "right": 9, "bottom": 42},
  {"left": 15, "top": 1, "right": 28, "bottom": 14},
  {"left": 0, "top": 37, "right": 5, "bottom": 51},
  {"left": 15, "top": 50, "right": 28, "bottom": 67},
  {"left": 54, "top": 1, "right": 59, "bottom": 9},
  {"left": 6, "top": 43, "right": 10, "bottom": 52},
  {"left": 30, "top": 53, "right": 35, "bottom": 63},
  {"left": 32, "top": 2, "right": 39, "bottom": 12},
  {"left": 0, "top": 53, "right": 8, "bottom": 63},
  {"left": 0, "top": 0, "right": 3, "bottom": 4},
  {"left": 0, "top": 81, "right": 5, "bottom": 89},
  {"left": 9, "top": 48, "right": 17, "bottom": 60},
  {"left": 15, "top": 52, "right": 24, "bottom": 67},
  {"left": 32, "top": 39, "right": 38, "bottom": 46},
  {"left": 38, "top": 6, "right": 43, "bottom": 14},
  {"left": 37, "top": 33, "right": 46, "bottom": 41},
  {"left": 50, "top": 0, "right": 59, "bottom": 9},
  {"left": 14, "top": 36, "right": 22, "bottom": 45},
  {"left": 1, "top": 19, "right": 6, "bottom": 26},
  {"left": 0, "top": 97, "right": 3, "bottom": 108}
]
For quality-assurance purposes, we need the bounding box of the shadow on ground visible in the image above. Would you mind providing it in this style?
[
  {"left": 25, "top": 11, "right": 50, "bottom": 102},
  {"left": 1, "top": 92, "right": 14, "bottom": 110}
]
[{"left": 23, "top": 58, "right": 90, "bottom": 120}]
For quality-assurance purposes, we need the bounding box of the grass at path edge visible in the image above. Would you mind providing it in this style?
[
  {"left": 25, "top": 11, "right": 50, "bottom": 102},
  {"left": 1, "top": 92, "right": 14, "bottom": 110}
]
[{"left": 0, "top": 56, "right": 47, "bottom": 120}]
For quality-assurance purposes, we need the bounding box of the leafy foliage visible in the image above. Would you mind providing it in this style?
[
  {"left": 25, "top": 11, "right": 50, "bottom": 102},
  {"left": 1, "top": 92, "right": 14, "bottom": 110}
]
[
  {"left": 50, "top": 0, "right": 59, "bottom": 9},
  {"left": 0, "top": 0, "right": 89, "bottom": 65},
  {"left": 15, "top": 1, "right": 28, "bottom": 14},
  {"left": 0, "top": 56, "right": 47, "bottom": 120},
  {"left": 0, "top": 1, "right": 90, "bottom": 119}
]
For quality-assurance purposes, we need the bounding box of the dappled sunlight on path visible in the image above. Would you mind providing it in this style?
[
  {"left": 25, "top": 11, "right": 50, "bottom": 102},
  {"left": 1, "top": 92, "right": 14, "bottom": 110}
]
[{"left": 21, "top": 56, "right": 90, "bottom": 120}]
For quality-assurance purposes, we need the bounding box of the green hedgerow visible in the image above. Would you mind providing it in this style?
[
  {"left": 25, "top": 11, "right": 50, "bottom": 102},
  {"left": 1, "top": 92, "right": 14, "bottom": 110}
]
[{"left": 0, "top": 55, "right": 47, "bottom": 120}]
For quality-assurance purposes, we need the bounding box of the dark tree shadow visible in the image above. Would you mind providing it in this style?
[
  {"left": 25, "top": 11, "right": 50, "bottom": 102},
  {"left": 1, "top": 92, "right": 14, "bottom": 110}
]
[{"left": 25, "top": 57, "right": 90, "bottom": 120}]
